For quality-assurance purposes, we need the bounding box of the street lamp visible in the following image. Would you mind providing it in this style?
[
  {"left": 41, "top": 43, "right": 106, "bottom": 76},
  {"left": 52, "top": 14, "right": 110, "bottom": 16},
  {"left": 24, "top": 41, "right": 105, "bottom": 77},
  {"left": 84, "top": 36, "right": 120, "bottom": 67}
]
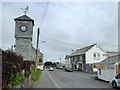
[
  {"left": 38, "top": 41, "right": 46, "bottom": 52},
  {"left": 41, "top": 41, "right": 46, "bottom": 43}
]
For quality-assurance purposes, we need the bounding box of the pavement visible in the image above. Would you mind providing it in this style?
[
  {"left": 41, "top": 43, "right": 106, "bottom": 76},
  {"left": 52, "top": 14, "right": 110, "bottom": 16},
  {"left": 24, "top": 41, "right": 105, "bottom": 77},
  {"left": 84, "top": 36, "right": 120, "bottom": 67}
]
[
  {"left": 32, "top": 69, "right": 117, "bottom": 89},
  {"left": 32, "top": 69, "right": 56, "bottom": 88}
]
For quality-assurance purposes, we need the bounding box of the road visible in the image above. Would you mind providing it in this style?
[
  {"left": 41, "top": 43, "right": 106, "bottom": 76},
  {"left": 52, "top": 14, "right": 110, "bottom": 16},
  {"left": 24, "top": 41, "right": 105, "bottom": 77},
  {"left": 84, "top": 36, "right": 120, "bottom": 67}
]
[{"left": 32, "top": 69, "right": 117, "bottom": 89}]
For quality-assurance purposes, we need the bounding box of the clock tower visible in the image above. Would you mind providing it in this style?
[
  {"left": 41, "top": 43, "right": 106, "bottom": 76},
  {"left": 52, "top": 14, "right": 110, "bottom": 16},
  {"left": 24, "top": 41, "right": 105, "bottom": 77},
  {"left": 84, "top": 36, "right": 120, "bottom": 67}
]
[{"left": 14, "top": 15, "right": 34, "bottom": 60}]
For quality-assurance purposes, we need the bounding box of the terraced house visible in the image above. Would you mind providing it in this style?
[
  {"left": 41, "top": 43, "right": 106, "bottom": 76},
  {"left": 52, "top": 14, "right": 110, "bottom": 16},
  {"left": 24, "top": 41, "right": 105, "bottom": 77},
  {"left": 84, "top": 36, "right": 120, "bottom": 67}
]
[{"left": 69, "top": 44, "right": 108, "bottom": 73}]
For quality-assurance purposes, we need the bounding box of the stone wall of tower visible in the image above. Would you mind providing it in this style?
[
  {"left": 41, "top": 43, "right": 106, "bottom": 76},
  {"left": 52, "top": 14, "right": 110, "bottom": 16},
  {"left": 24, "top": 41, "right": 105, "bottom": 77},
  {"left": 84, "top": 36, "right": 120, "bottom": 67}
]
[
  {"left": 15, "top": 38, "right": 32, "bottom": 60},
  {"left": 14, "top": 15, "right": 34, "bottom": 61}
]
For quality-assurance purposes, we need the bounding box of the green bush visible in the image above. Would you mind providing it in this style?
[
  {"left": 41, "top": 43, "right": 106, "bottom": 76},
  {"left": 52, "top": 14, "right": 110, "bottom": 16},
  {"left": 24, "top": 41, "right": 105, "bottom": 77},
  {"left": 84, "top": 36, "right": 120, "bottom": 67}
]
[
  {"left": 31, "top": 70, "right": 41, "bottom": 82},
  {"left": 11, "top": 72, "right": 24, "bottom": 86}
]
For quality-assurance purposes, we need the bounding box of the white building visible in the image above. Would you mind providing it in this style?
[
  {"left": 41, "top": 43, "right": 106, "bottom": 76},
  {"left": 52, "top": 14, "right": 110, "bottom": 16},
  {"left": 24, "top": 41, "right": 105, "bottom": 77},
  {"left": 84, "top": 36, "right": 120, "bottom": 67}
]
[
  {"left": 65, "top": 55, "right": 70, "bottom": 65},
  {"left": 69, "top": 44, "right": 107, "bottom": 72},
  {"left": 65, "top": 55, "right": 71, "bottom": 68}
]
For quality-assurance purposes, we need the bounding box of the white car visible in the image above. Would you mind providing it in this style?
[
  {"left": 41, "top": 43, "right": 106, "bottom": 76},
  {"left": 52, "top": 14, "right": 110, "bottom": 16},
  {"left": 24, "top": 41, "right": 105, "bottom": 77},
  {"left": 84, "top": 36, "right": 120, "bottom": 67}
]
[
  {"left": 49, "top": 67, "right": 54, "bottom": 71},
  {"left": 112, "top": 73, "right": 120, "bottom": 88},
  {"left": 37, "top": 65, "right": 41, "bottom": 70},
  {"left": 37, "top": 65, "right": 44, "bottom": 71}
]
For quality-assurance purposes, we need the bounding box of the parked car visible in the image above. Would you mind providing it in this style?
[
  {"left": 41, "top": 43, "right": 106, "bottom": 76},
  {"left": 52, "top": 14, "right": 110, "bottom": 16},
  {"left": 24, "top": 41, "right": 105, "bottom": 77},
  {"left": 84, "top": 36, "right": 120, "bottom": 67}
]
[
  {"left": 37, "top": 65, "right": 44, "bottom": 71},
  {"left": 40, "top": 65, "right": 44, "bottom": 71},
  {"left": 49, "top": 67, "right": 54, "bottom": 71},
  {"left": 56, "top": 67, "right": 59, "bottom": 69},
  {"left": 59, "top": 67, "right": 63, "bottom": 69},
  {"left": 37, "top": 65, "right": 41, "bottom": 70},
  {"left": 65, "top": 68, "right": 73, "bottom": 72},
  {"left": 111, "top": 73, "right": 120, "bottom": 88},
  {"left": 65, "top": 64, "right": 73, "bottom": 72}
]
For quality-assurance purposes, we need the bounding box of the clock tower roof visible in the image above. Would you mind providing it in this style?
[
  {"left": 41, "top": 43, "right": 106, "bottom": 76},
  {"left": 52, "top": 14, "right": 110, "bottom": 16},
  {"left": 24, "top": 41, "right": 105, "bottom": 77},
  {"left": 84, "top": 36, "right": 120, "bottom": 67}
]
[{"left": 14, "top": 15, "right": 34, "bottom": 26}]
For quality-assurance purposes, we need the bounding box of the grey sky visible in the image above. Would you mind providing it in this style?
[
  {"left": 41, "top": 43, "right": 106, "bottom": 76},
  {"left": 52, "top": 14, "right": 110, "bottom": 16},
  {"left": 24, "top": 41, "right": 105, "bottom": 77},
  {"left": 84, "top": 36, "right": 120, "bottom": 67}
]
[{"left": 1, "top": 1, "right": 118, "bottom": 63}]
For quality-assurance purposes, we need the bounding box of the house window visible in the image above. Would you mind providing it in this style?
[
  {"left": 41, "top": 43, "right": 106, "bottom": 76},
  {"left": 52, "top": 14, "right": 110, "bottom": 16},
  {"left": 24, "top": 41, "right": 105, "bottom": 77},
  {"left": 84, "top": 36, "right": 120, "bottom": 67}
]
[
  {"left": 77, "top": 56, "right": 80, "bottom": 61},
  {"left": 73, "top": 57, "right": 75, "bottom": 61},
  {"left": 93, "top": 52, "right": 96, "bottom": 60},
  {"left": 39, "top": 59, "right": 42, "bottom": 62},
  {"left": 97, "top": 52, "right": 100, "bottom": 60},
  {"left": 80, "top": 56, "right": 82, "bottom": 60},
  {"left": 93, "top": 52, "right": 100, "bottom": 60}
]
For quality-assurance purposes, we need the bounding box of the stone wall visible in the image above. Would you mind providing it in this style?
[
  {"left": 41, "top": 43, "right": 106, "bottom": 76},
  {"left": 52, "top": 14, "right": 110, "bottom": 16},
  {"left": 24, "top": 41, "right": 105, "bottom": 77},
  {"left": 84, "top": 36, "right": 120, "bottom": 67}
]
[{"left": 15, "top": 38, "right": 31, "bottom": 60}]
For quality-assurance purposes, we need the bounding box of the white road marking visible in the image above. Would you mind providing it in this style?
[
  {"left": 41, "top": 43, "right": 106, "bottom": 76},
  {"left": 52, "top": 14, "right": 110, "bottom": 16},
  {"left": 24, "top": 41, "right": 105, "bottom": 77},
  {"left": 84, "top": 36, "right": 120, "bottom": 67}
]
[{"left": 46, "top": 71, "right": 60, "bottom": 88}]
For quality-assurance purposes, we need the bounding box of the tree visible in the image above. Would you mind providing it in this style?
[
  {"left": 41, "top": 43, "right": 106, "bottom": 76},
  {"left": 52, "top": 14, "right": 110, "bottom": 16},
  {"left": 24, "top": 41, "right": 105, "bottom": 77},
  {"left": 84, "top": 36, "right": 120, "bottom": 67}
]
[
  {"left": 44, "top": 61, "right": 53, "bottom": 67},
  {"left": 53, "top": 62, "right": 57, "bottom": 67}
]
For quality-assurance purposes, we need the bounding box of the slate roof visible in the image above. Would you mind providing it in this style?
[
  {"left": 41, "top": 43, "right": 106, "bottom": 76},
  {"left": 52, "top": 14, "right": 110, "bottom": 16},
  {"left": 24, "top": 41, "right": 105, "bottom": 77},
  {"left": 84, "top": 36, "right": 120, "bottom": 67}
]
[
  {"left": 96, "top": 55, "right": 120, "bottom": 66},
  {"left": 106, "top": 51, "right": 119, "bottom": 57},
  {"left": 32, "top": 47, "right": 43, "bottom": 55},
  {"left": 14, "top": 15, "right": 34, "bottom": 26},
  {"left": 69, "top": 44, "right": 96, "bottom": 57}
]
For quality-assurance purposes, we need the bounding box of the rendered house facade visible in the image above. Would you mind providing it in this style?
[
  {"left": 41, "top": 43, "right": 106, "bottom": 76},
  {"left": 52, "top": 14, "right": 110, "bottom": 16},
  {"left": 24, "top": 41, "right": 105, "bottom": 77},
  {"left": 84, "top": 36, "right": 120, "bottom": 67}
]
[{"left": 69, "top": 44, "right": 107, "bottom": 72}]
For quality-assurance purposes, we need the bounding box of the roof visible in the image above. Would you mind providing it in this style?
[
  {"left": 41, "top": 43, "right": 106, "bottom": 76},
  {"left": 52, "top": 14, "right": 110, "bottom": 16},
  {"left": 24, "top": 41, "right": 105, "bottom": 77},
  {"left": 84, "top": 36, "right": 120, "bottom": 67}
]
[
  {"left": 70, "top": 44, "right": 96, "bottom": 57},
  {"left": 14, "top": 15, "right": 34, "bottom": 26},
  {"left": 96, "top": 55, "right": 120, "bottom": 66},
  {"left": 106, "top": 51, "right": 119, "bottom": 57},
  {"left": 32, "top": 47, "right": 43, "bottom": 55}
]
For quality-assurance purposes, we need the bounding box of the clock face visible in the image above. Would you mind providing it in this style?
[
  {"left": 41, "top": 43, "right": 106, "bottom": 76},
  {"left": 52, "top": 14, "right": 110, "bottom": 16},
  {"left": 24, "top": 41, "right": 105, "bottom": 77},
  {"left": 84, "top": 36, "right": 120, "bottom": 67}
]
[{"left": 20, "top": 25, "right": 27, "bottom": 32}]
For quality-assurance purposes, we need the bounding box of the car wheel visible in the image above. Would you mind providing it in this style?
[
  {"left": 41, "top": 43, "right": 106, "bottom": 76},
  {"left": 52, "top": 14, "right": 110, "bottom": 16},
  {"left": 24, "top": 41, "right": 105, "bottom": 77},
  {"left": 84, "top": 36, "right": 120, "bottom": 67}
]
[{"left": 112, "top": 81, "right": 117, "bottom": 88}]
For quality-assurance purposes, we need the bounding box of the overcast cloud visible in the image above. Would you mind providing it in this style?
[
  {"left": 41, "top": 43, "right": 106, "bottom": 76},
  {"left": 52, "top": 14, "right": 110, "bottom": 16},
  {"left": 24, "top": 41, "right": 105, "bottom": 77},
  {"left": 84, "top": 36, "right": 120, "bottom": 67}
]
[{"left": 1, "top": 2, "right": 118, "bottom": 63}]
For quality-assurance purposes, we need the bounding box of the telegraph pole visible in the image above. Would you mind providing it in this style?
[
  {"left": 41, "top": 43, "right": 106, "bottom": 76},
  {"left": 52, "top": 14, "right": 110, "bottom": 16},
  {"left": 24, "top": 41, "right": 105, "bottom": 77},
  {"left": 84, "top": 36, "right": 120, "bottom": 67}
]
[
  {"left": 60, "top": 57, "right": 61, "bottom": 67},
  {"left": 36, "top": 28, "right": 40, "bottom": 61}
]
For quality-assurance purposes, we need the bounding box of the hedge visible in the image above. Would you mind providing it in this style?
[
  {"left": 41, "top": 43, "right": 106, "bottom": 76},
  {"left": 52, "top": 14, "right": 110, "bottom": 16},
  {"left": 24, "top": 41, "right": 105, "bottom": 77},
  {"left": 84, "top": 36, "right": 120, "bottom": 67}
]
[{"left": 2, "top": 50, "right": 32, "bottom": 88}]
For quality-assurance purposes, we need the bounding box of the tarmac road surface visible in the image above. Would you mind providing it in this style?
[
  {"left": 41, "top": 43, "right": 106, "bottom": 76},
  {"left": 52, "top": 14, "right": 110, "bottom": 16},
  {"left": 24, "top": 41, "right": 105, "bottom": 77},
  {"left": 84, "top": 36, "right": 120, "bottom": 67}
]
[{"left": 32, "top": 69, "right": 118, "bottom": 90}]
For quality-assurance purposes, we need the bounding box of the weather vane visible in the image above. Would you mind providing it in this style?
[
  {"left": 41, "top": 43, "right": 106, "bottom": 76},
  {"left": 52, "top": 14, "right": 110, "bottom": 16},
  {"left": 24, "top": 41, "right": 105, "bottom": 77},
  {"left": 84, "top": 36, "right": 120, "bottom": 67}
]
[{"left": 21, "top": 6, "right": 29, "bottom": 15}]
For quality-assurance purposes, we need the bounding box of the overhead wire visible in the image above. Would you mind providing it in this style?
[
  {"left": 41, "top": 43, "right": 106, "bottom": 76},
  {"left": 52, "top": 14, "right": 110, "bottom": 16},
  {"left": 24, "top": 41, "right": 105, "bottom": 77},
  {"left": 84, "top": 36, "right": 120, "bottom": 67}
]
[
  {"left": 37, "top": 2, "right": 81, "bottom": 50},
  {"left": 39, "top": 2, "right": 49, "bottom": 28},
  {"left": 40, "top": 35, "right": 81, "bottom": 47}
]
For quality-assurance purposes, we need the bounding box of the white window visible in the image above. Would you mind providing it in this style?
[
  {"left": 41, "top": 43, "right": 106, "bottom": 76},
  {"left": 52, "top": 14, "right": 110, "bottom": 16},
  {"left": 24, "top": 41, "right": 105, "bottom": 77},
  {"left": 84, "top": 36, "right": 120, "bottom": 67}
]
[
  {"left": 93, "top": 52, "right": 100, "bottom": 60},
  {"left": 93, "top": 52, "right": 96, "bottom": 60},
  {"left": 97, "top": 52, "right": 100, "bottom": 60}
]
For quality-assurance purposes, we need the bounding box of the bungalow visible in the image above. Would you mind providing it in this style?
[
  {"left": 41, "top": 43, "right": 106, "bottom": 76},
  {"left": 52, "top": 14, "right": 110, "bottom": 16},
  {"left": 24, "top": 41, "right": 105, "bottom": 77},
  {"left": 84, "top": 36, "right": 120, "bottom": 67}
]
[
  {"left": 96, "top": 55, "right": 120, "bottom": 82},
  {"left": 69, "top": 44, "right": 107, "bottom": 72}
]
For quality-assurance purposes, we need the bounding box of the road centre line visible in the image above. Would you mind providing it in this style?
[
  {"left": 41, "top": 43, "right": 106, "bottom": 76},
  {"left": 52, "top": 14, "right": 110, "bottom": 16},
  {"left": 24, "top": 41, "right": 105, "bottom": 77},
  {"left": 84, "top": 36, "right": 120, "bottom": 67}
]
[{"left": 46, "top": 71, "right": 60, "bottom": 88}]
